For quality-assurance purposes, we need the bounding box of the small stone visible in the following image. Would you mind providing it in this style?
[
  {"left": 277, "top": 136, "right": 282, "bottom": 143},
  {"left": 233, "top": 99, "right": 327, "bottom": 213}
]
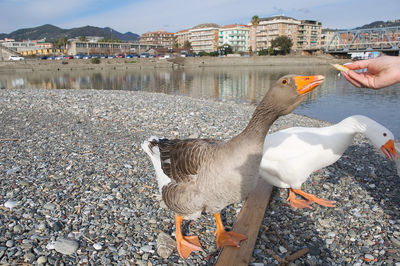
[
  {"left": 21, "top": 243, "right": 33, "bottom": 250},
  {"left": 156, "top": 232, "right": 175, "bottom": 259},
  {"left": 46, "top": 242, "right": 55, "bottom": 250},
  {"left": 6, "top": 240, "right": 14, "bottom": 248},
  {"left": 24, "top": 252, "right": 35, "bottom": 263},
  {"left": 52, "top": 222, "right": 63, "bottom": 231},
  {"left": 93, "top": 243, "right": 102, "bottom": 250},
  {"left": 54, "top": 238, "right": 79, "bottom": 255},
  {"left": 308, "top": 246, "right": 320, "bottom": 256},
  {"left": 391, "top": 237, "right": 400, "bottom": 247},
  {"left": 279, "top": 246, "right": 287, "bottom": 253},
  {"left": 364, "top": 254, "right": 374, "bottom": 260},
  {"left": 326, "top": 239, "right": 334, "bottom": 245},
  {"left": 124, "top": 164, "right": 132, "bottom": 169},
  {"left": 140, "top": 245, "right": 154, "bottom": 253},
  {"left": 13, "top": 224, "right": 23, "bottom": 233},
  {"left": 43, "top": 203, "right": 56, "bottom": 211},
  {"left": 118, "top": 248, "right": 127, "bottom": 256},
  {"left": 37, "top": 256, "right": 47, "bottom": 264},
  {"left": 6, "top": 166, "right": 21, "bottom": 175},
  {"left": 4, "top": 200, "right": 17, "bottom": 210}
]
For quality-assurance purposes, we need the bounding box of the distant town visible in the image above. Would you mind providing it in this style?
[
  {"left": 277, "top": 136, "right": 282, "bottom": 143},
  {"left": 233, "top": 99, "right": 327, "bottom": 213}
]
[{"left": 1, "top": 16, "right": 399, "bottom": 61}]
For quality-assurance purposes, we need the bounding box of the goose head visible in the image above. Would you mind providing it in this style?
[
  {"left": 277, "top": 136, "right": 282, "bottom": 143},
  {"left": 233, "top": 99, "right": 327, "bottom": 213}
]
[
  {"left": 267, "top": 74, "right": 325, "bottom": 116},
  {"left": 351, "top": 115, "right": 398, "bottom": 160}
]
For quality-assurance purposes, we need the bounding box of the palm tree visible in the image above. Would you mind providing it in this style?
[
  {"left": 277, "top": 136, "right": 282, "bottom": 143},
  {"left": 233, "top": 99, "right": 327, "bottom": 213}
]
[
  {"left": 251, "top": 15, "right": 260, "bottom": 26},
  {"left": 250, "top": 15, "right": 260, "bottom": 55}
]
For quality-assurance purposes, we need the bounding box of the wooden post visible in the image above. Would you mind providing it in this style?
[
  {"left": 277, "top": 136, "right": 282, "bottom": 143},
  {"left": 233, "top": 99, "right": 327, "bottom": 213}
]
[{"left": 215, "top": 178, "right": 273, "bottom": 266}]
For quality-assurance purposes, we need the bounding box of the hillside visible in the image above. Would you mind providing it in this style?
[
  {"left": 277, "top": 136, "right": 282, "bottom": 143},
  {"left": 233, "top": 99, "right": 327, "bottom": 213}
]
[
  {"left": 356, "top": 19, "right": 400, "bottom": 29},
  {"left": 0, "top": 24, "right": 139, "bottom": 42}
]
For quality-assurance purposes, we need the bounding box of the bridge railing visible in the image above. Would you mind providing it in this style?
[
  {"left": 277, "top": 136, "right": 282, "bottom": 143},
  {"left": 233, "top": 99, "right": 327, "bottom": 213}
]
[{"left": 325, "top": 26, "right": 400, "bottom": 53}]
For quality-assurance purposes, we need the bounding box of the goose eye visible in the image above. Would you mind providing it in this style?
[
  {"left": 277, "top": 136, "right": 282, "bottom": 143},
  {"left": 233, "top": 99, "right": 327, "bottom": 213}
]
[
  {"left": 281, "top": 79, "right": 288, "bottom": 85},
  {"left": 383, "top": 133, "right": 387, "bottom": 137}
]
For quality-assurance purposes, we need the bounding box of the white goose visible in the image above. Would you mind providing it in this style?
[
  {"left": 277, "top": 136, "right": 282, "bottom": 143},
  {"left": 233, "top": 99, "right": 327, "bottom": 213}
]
[{"left": 259, "top": 115, "right": 398, "bottom": 209}]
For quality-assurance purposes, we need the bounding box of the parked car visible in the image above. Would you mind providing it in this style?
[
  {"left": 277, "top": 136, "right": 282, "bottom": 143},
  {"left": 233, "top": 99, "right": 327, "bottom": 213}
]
[
  {"left": 125, "top": 54, "right": 133, "bottom": 58},
  {"left": 74, "top": 54, "right": 83, "bottom": 59},
  {"left": 9, "top": 55, "right": 25, "bottom": 61},
  {"left": 47, "top": 56, "right": 56, "bottom": 60},
  {"left": 39, "top": 56, "right": 48, "bottom": 60},
  {"left": 64, "top": 56, "right": 74, "bottom": 59},
  {"left": 82, "top": 55, "right": 91, "bottom": 59},
  {"left": 107, "top": 55, "right": 115, "bottom": 59},
  {"left": 116, "top": 54, "right": 125, "bottom": 58}
]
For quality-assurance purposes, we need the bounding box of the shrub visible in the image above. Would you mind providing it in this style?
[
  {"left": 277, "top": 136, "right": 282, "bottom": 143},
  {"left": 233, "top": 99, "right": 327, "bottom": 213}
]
[{"left": 90, "top": 58, "right": 101, "bottom": 64}]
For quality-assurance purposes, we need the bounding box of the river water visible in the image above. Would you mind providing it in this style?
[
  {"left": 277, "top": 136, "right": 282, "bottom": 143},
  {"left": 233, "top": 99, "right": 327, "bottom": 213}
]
[{"left": 1, "top": 65, "right": 399, "bottom": 137}]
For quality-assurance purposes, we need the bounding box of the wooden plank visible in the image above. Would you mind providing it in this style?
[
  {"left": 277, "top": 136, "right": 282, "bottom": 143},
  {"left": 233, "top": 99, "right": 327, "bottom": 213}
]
[{"left": 215, "top": 178, "right": 273, "bottom": 266}]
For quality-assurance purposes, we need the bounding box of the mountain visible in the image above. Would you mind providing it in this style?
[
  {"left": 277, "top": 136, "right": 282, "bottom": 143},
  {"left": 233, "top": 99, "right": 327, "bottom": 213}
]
[
  {"left": 355, "top": 19, "right": 400, "bottom": 29},
  {"left": 1, "top": 24, "right": 139, "bottom": 42}
]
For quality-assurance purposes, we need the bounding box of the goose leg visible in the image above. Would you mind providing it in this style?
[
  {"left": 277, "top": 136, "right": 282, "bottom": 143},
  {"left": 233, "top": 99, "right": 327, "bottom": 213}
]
[
  {"left": 292, "top": 188, "right": 336, "bottom": 208},
  {"left": 213, "top": 212, "right": 247, "bottom": 249},
  {"left": 287, "top": 188, "right": 313, "bottom": 209},
  {"left": 174, "top": 214, "right": 203, "bottom": 259}
]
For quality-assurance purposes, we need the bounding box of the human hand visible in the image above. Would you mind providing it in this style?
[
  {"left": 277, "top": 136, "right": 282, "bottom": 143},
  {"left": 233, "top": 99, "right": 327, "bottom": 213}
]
[{"left": 341, "top": 56, "right": 400, "bottom": 89}]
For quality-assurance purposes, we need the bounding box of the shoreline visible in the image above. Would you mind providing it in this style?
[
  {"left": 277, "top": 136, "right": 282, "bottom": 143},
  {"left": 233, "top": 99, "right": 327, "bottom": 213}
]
[
  {"left": 0, "top": 55, "right": 349, "bottom": 73},
  {"left": 0, "top": 88, "right": 399, "bottom": 265}
]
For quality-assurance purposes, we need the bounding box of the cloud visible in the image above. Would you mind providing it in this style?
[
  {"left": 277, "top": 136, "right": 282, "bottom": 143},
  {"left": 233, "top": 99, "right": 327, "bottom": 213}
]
[{"left": 297, "top": 8, "right": 310, "bottom": 14}]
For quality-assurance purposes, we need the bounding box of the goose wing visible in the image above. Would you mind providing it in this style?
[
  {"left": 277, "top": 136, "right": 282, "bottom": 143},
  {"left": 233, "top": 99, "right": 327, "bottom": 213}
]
[{"left": 151, "top": 138, "right": 221, "bottom": 183}]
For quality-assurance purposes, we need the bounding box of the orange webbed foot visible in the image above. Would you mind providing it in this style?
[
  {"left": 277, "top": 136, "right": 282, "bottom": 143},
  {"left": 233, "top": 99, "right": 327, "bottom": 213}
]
[
  {"left": 213, "top": 213, "right": 247, "bottom": 249},
  {"left": 176, "top": 235, "right": 203, "bottom": 259},
  {"left": 215, "top": 229, "right": 247, "bottom": 249},
  {"left": 291, "top": 188, "right": 336, "bottom": 208},
  {"left": 175, "top": 214, "right": 203, "bottom": 259}
]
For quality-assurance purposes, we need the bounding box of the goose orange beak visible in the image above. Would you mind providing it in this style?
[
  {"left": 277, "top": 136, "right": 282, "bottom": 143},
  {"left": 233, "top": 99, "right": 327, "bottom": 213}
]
[
  {"left": 380, "top": 139, "right": 398, "bottom": 160},
  {"left": 294, "top": 75, "right": 325, "bottom": 95}
]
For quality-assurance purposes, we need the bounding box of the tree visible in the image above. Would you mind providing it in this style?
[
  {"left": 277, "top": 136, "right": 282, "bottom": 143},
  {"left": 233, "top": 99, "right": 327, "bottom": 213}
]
[
  {"left": 251, "top": 15, "right": 260, "bottom": 26},
  {"left": 53, "top": 36, "right": 69, "bottom": 49},
  {"left": 79, "top": 36, "right": 87, "bottom": 42},
  {"left": 270, "top": 36, "right": 293, "bottom": 55},
  {"left": 218, "top": 44, "right": 233, "bottom": 55},
  {"left": 183, "top": 41, "right": 192, "bottom": 48}
]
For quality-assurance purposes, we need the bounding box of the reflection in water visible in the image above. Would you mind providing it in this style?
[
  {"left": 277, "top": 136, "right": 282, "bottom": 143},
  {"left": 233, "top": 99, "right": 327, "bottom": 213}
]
[{"left": 1, "top": 66, "right": 399, "bottom": 136}]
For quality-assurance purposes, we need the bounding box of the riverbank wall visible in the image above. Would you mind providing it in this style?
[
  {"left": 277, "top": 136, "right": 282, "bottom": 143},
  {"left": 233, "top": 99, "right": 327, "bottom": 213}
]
[{"left": 0, "top": 55, "right": 349, "bottom": 73}]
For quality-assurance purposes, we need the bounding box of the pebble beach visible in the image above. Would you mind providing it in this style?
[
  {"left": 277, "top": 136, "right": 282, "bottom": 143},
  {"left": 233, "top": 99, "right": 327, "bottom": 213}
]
[{"left": 1, "top": 88, "right": 399, "bottom": 265}]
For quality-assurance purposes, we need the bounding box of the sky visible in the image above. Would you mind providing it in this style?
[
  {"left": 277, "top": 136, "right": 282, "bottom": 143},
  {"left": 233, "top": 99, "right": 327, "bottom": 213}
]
[{"left": 0, "top": 0, "right": 399, "bottom": 35}]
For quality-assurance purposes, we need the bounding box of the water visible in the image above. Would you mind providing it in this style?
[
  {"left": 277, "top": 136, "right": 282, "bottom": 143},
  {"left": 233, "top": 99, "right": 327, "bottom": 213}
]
[{"left": 1, "top": 65, "right": 399, "bottom": 136}]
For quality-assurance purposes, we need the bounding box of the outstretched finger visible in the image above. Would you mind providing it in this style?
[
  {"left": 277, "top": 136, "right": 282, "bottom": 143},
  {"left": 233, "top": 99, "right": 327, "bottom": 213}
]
[
  {"left": 344, "top": 59, "right": 372, "bottom": 70},
  {"left": 341, "top": 71, "right": 363, "bottom": 88}
]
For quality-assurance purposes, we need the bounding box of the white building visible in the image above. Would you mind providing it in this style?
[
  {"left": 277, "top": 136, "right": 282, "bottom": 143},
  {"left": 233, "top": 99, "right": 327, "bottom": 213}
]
[{"left": 218, "top": 24, "right": 250, "bottom": 53}]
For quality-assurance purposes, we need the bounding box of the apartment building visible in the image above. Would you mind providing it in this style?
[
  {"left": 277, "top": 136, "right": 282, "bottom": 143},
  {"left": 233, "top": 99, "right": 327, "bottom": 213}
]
[
  {"left": 139, "top": 30, "right": 175, "bottom": 49},
  {"left": 297, "top": 20, "right": 322, "bottom": 50},
  {"left": 321, "top": 28, "right": 337, "bottom": 49},
  {"left": 218, "top": 24, "right": 250, "bottom": 53},
  {"left": 251, "top": 16, "right": 300, "bottom": 51},
  {"left": 189, "top": 23, "right": 220, "bottom": 53},
  {"left": 175, "top": 29, "right": 191, "bottom": 47}
]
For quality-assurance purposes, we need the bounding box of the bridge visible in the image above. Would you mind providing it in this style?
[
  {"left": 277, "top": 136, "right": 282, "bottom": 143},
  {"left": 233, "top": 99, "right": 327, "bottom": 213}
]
[{"left": 325, "top": 26, "right": 400, "bottom": 54}]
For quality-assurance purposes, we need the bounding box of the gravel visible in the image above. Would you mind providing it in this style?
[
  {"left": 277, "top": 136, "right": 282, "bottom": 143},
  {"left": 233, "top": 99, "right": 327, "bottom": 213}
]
[{"left": 0, "top": 88, "right": 399, "bottom": 265}]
